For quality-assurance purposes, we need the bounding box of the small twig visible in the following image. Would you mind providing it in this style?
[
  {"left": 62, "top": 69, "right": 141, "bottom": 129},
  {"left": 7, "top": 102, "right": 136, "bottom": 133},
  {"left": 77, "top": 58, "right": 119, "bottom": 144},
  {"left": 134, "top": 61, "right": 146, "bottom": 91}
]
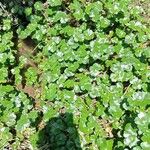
[
  {"left": 32, "top": 42, "right": 42, "bottom": 52},
  {"left": 0, "top": 2, "right": 6, "bottom": 12},
  {"left": 122, "top": 83, "right": 132, "bottom": 97}
]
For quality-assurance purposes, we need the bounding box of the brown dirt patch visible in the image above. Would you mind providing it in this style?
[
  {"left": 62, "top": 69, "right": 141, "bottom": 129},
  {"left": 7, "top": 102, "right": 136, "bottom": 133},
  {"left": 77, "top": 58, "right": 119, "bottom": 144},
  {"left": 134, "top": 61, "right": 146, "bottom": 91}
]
[{"left": 131, "top": 0, "right": 150, "bottom": 25}]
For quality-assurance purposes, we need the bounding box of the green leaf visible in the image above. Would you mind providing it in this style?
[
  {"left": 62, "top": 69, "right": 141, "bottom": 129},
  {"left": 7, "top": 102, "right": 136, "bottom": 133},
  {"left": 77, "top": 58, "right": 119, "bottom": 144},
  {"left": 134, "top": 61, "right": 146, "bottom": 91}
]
[
  {"left": 53, "top": 11, "right": 69, "bottom": 24},
  {"left": 141, "top": 132, "right": 150, "bottom": 150},
  {"left": 123, "top": 123, "right": 139, "bottom": 148},
  {"left": 25, "top": 7, "right": 32, "bottom": 16},
  {"left": 0, "top": 67, "right": 8, "bottom": 83},
  {"left": 89, "top": 63, "right": 103, "bottom": 77},
  {"left": 47, "top": 0, "right": 62, "bottom": 6},
  {"left": 34, "top": 2, "right": 43, "bottom": 11},
  {"left": 116, "top": 28, "right": 126, "bottom": 38},
  {"left": 85, "top": 2, "right": 102, "bottom": 22},
  {"left": 16, "top": 114, "right": 30, "bottom": 131},
  {"left": 84, "top": 29, "right": 95, "bottom": 40},
  {"left": 25, "top": 67, "right": 38, "bottom": 85},
  {"left": 0, "top": 125, "right": 13, "bottom": 148},
  {"left": 0, "top": 85, "right": 14, "bottom": 93},
  {"left": 3, "top": 19, "right": 11, "bottom": 31},
  {"left": 99, "top": 17, "right": 110, "bottom": 28},
  {"left": 69, "top": 1, "right": 85, "bottom": 20},
  {"left": 44, "top": 83, "right": 58, "bottom": 100}
]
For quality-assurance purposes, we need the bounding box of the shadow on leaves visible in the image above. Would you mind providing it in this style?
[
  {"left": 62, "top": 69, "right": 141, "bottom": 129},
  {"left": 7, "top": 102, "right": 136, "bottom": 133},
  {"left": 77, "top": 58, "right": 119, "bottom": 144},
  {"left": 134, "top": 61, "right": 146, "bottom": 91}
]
[{"left": 37, "top": 113, "right": 82, "bottom": 150}]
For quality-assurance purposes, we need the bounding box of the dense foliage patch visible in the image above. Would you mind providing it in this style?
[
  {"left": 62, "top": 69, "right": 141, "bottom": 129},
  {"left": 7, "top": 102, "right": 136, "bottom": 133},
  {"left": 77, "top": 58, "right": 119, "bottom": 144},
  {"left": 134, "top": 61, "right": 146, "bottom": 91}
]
[{"left": 0, "top": 0, "right": 150, "bottom": 149}]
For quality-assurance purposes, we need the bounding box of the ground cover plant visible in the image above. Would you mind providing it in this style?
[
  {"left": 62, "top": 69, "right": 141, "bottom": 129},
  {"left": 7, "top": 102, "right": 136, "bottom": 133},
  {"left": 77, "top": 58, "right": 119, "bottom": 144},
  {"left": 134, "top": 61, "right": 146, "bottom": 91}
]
[{"left": 0, "top": 0, "right": 150, "bottom": 149}]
